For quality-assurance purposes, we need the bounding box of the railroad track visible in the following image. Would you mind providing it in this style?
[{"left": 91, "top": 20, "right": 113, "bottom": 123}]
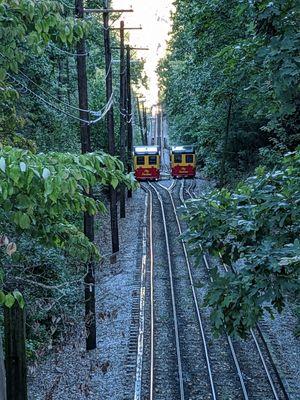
[
  {"left": 182, "top": 178, "right": 289, "bottom": 400},
  {"left": 159, "top": 179, "right": 249, "bottom": 399},
  {"left": 136, "top": 180, "right": 244, "bottom": 399},
  {"left": 132, "top": 178, "right": 289, "bottom": 399}
]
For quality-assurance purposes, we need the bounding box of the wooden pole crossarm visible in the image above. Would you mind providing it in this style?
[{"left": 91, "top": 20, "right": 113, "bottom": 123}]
[
  {"left": 129, "top": 47, "right": 149, "bottom": 51},
  {"left": 111, "top": 47, "right": 149, "bottom": 50},
  {"left": 84, "top": 8, "right": 133, "bottom": 14},
  {"left": 112, "top": 60, "right": 141, "bottom": 63},
  {"left": 110, "top": 27, "right": 142, "bottom": 31}
]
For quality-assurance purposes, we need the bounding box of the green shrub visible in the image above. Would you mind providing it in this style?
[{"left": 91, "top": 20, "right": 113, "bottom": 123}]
[{"left": 184, "top": 149, "right": 300, "bottom": 337}]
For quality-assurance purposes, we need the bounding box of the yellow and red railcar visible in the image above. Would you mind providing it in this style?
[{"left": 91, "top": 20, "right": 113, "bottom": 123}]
[
  {"left": 170, "top": 145, "right": 196, "bottom": 178},
  {"left": 133, "top": 146, "right": 161, "bottom": 181}
]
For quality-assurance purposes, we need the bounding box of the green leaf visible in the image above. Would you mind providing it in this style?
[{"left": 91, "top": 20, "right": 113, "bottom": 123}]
[
  {"left": 4, "top": 293, "right": 15, "bottom": 308},
  {"left": 19, "top": 213, "right": 31, "bottom": 229},
  {"left": 0, "top": 291, "right": 5, "bottom": 305},
  {"left": 20, "top": 162, "right": 27, "bottom": 172},
  {"left": 13, "top": 290, "right": 25, "bottom": 309},
  {"left": 42, "top": 168, "right": 51, "bottom": 179},
  {"left": 111, "top": 176, "right": 118, "bottom": 189}
]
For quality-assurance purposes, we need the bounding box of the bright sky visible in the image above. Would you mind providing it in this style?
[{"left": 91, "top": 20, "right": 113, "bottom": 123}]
[{"left": 112, "top": 0, "right": 173, "bottom": 106}]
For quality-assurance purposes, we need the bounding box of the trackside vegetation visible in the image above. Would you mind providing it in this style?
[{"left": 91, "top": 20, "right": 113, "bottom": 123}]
[
  {"left": 160, "top": 0, "right": 300, "bottom": 337},
  {"left": 160, "top": 0, "right": 299, "bottom": 183},
  {"left": 0, "top": 146, "right": 134, "bottom": 324},
  {"left": 0, "top": 0, "right": 142, "bottom": 361},
  {"left": 183, "top": 150, "right": 300, "bottom": 337}
]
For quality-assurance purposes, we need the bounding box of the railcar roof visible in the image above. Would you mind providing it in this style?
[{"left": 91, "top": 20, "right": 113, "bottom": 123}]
[
  {"left": 171, "top": 145, "right": 195, "bottom": 154},
  {"left": 134, "top": 146, "right": 160, "bottom": 155}
]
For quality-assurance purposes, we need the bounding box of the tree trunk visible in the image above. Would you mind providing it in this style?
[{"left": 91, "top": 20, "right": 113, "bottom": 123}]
[
  {"left": 0, "top": 332, "right": 6, "bottom": 400},
  {"left": 4, "top": 303, "right": 27, "bottom": 400},
  {"left": 220, "top": 96, "right": 233, "bottom": 187}
]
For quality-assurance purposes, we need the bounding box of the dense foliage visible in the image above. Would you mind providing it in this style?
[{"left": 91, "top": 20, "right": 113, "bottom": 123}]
[
  {"left": 0, "top": 0, "right": 143, "bottom": 358},
  {"left": 0, "top": 146, "right": 134, "bottom": 304},
  {"left": 0, "top": 0, "right": 145, "bottom": 153},
  {"left": 160, "top": 0, "right": 300, "bottom": 183},
  {"left": 0, "top": 0, "right": 87, "bottom": 150},
  {"left": 184, "top": 150, "right": 300, "bottom": 337}
]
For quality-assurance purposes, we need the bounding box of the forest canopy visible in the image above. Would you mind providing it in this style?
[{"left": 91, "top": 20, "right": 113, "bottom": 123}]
[
  {"left": 160, "top": 0, "right": 300, "bottom": 336},
  {"left": 159, "top": 0, "right": 300, "bottom": 184}
]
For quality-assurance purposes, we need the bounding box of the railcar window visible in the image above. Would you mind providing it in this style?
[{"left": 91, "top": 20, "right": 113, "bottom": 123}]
[
  {"left": 136, "top": 156, "right": 145, "bottom": 165},
  {"left": 149, "top": 156, "right": 157, "bottom": 165},
  {"left": 185, "top": 154, "right": 194, "bottom": 163},
  {"left": 174, "top": 154, "right": 182, "bottom": 163}
]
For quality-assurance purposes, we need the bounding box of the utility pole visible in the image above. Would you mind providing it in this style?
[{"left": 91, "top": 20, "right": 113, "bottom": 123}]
[
  {"left": 136, "top": 97, "right": 145, "bottom": 145},
  {"left": 126, "top": 45, "right": 133, "bottom": 198},
  {"left": 4, "top": 304, "right": 27, "bottom": 400},
  {"left": 220, "top": 95, "right": 233, "bottom": 187},
  {"left": 119, "top": 20, "right": 126, "bottom": 218},
  {"left": 112, "top": 28, "right": 142, "bottom": 213},
  {"left": 142, "top": 101, "right": 148, "bottom": 145},
  {"left": 157, "top": 105, "right": 162, "bottom": 152},
  {"left": 103, "top": 4, "right": 119, "bottom": 254},
  {"left": 109, "top": 44, "right": 148, "bottom": 197},
  {"left": 76, "top": 0, "right": 96, "bottom": 351}
]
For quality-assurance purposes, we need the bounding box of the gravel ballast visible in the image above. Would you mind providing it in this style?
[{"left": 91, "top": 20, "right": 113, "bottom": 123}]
[{"left": 28, "top": 189, "right": 146, "bottom": 400}]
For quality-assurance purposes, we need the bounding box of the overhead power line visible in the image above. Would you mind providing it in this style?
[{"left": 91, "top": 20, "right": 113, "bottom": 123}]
[
  {"left": 0, "top": 52, "right": 111, "bottom": 117},
  {"left": 47, "top": 42, "right": 89, "bottom": 57},
  {"left": 57, "top": 0, "right": 74, "bottom": 10},
  {"left": 0, "top": 52, "right": 105, "bottom": 116},
  {"left": 7, "top": 73, "right": 114, "bottom": 125}
]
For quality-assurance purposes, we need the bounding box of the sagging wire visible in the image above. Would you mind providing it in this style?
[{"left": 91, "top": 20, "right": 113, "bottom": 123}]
[
  {"left": 104, "top": 59, "right": 112, "bottom": 80},
  {"left": 46, "top": 42, "right": 89, "bottom": 57},
  {"left": 90, "top": 91, "right": 114, "bottom": 124},
  {"left": 57, "top": 0, "right": 74, "bottom": 10},
  {"left": 17, "top": 69, "right": 91, "bottom": 114},
  {"left": 7, "top": 73, "right": 114, "bottom": 126},
  {"left": 0, "top": 52, "right": 103, "bottom": 116},
  {"left": 113, "top": 97, "right": 133, "bottom": 121}
]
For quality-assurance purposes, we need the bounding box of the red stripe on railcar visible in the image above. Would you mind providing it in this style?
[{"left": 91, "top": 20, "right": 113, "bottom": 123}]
[
  {"left": 171, "top": 165, "right": 196, "bottom": 178},
  {"left": 135, "top": 167, "right": 160, "bottom": 181}
]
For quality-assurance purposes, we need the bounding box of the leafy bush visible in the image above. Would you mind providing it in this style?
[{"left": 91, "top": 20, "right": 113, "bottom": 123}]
[
  {"left": 0, "top": 146, "right": 136, "bottom": 307},
  {"left": 184, "top": 149, "right": 300, "bottom": 337},
  {"left": 7, "top": 235, "right": 83, "bottom": 360}
]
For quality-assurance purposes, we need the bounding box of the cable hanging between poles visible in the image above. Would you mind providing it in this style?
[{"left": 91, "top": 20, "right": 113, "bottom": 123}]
[
  {"left": 57, "top": 0, "right": 75, "bottom": 10},
  {"left": 46, "top": 42, "right": 89, "bottom": 57},
  {"left": 17, "top": 69, "right": 93, "bottom": 114},
  {"left": 0, "top": 52, "right": 109, "bottom": 116},
  {"left": 7, "top": 73, "right": 115, "bottom": 126}
]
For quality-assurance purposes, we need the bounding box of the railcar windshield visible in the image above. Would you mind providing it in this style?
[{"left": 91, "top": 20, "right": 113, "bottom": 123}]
[
  {"left": 171, "top": 145, "right": 195, "bottom": 154},
  {"left": 149, "top": 156, "right": 157, "bottom": 165},
  {"left": 185, "top": 154, "right": 194, "bottom": 163},
  {"left": 174, "top": 154, "right": 182, "bottom": 163},
  {"left": 136, "top": 156, "right": 145, "bottom": 165}
]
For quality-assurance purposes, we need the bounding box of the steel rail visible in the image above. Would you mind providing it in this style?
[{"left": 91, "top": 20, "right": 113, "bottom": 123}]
[
  {"left": 222, "top": 262, "right": 281, "bottom": 400},
  {"left": 139, "top": 185, "right": 155, "bottom": 400},
  {"left": 184, "top": 181, "right": 285, "bottom": 400},
  {"left": 157, "top": 181, "right": 218, "bottom": 400},
  {"left": 133, "top": 190, "right": 149, "bottom": 400},
  {"left": 170, "top": 179, "right": 177, "bottom": 192},
  {"left": 148, "top": 182, "right": 185, "bottom": 400},
  {"left": 180, "top": 180, "right": 249, "bottom": 400},
  {"left": 149, "top": 188, "right": 155, "bottom": 400}
]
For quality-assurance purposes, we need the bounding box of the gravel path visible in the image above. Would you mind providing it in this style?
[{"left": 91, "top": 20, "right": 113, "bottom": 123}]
[{"left": 28, "top": 189, "right": 146, "bottom": 400}]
